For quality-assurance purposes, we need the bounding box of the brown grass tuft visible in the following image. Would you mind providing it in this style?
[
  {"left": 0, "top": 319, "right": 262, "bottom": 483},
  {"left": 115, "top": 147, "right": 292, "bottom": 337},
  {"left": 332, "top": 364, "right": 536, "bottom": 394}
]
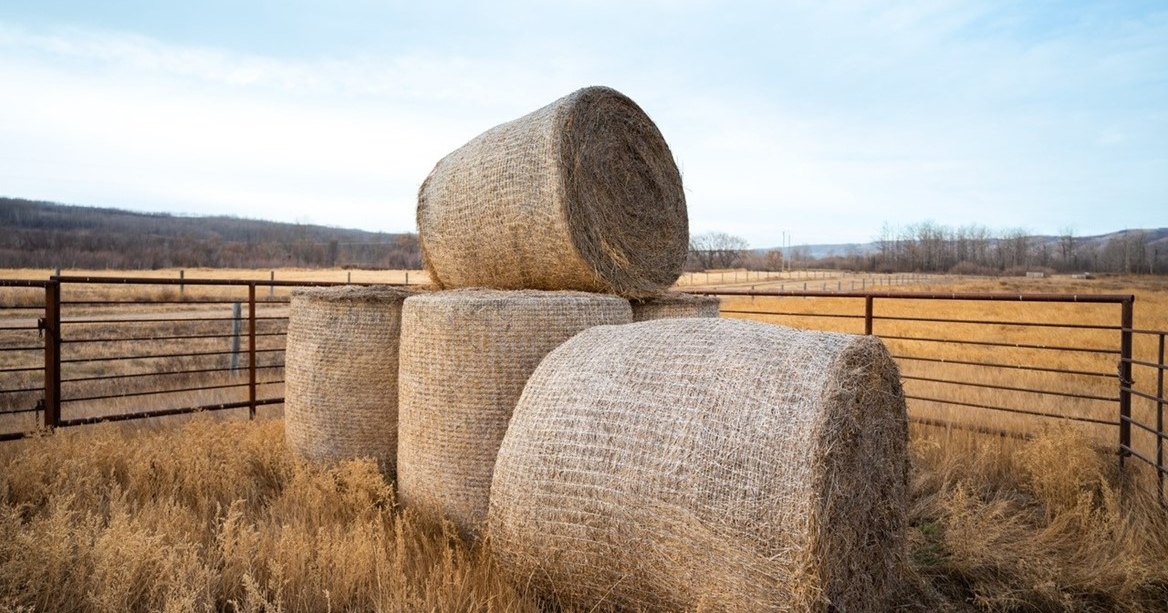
[
  {"left": 0, "top": 416, "right": 539, "bottom": 613},
  {"left": 907, "top": 427, "right": 1168, "bottom": 613}
]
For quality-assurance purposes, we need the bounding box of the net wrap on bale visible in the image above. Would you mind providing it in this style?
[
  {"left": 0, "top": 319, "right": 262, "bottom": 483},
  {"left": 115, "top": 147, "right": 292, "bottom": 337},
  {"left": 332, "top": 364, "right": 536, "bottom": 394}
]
[
  {"left": 396, "top": 289, "right": 632, "bottom": 538},
  {"left": 284, "top": 285, "right": 413, "bottom": 476},
  {"left": 630, "top": 291, "right": 721, "bottom": 322},
  {"left": 488, "top": 318, "right": 909, "bottom": 613},
  {"left": 417, "top": 86, "right": 688, "bottom": 298}
]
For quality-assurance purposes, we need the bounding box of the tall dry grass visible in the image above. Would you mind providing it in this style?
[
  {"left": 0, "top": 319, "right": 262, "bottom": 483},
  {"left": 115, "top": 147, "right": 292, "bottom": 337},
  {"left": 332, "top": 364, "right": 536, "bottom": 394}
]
[
  {"left": 2, "top": 271, "right": 1167, "bottom": 612},
  {"left": 906, "top": 425, "right": 1168, "bottom": 612},
  {"left": 1, "top": 416, "right": 1165, "bottom": 612},
  {"left": 0, "top": 416, "right": 537, "bottom": 613}
]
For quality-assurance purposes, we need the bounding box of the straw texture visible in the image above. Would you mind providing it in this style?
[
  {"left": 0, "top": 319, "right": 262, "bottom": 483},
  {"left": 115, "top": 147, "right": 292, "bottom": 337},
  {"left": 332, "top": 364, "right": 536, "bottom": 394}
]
[
  {"left": 630, "top": 292, "right": 721, "bottom": 322},
  {"left": 417, "top": 86, "right": 688, "bottom": 298},
  {"left": 284, "top": 285, "right": 413, "bottom": 476},
  {"left": 396, "top": 289, "right": 632, "bottom": 538},
  {"left": 488, "top": 318, "right": 909, "bottom": 613}
]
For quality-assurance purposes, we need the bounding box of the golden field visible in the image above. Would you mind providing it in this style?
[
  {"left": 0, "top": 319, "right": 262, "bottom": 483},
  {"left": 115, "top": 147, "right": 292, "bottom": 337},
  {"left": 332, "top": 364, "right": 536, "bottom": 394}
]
[{"left": 0, "top": 270, "right": 1166, "bottom": 612}]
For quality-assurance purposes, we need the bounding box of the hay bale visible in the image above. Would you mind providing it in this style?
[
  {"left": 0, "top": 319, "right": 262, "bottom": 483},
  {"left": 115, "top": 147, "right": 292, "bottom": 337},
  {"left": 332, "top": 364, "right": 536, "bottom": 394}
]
[
  {"left": 630, "top": 292, "right": 721, "bottom": 322},
  {"left": 396, "top": 289, "right": 632, "bottom": 537},
  {"left": 417, "top": 86, "right": 688, "bottom": 298},
  {"left": 283, "top": 285, "right": 412, "bottom": 475},
  {"left": 488, "top": 318, "right": 909, "bottom": 613}
]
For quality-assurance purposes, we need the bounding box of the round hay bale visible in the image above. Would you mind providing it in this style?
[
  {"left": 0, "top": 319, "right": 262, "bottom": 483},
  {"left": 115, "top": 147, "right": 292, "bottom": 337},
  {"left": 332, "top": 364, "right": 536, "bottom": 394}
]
[
  {"left": 396, "top": 289, "right": 632, "bottom": 538},
  {"left": 630, "top": 292, "right": 721, "bottom": 322},
  {"left": 488, "top": 318, "right": 909, "bottom": 613},
  {"left": 284, "top": 285, "right": 413, "bottom": 475},
  {"left": 417, "top": 86, "right": 688, "bottom": 298}
]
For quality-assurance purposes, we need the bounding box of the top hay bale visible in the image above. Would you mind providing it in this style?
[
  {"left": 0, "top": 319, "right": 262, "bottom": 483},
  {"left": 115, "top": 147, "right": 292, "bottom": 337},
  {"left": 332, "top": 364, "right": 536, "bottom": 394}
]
[
  {"left": 630, "top": 291, "right": 721, "bottom": 322},
  {"left": 417, "top": 86, "right": 688, "bottom": 298},
  {"left": 284, "top": 285, "right": 413, "bottom": 476},
  {"left": 488, "top": 318, "right": 909, "bottom": 613}
]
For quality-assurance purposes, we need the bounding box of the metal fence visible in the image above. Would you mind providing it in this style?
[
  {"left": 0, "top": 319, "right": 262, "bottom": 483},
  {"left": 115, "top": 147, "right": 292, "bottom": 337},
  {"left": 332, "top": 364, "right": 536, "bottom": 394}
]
[
  {"left": 0, "top": 276, "right": 365, "bottom": 440},
  {"left": 1, "top": 277, "right": 1164, "bottom": 501},
  {"left": 706, "top": 288, "right": 1165, "bottom": 502},
  {"left": 1125, "top": 327, "right": 1168, "bottom": 504}
]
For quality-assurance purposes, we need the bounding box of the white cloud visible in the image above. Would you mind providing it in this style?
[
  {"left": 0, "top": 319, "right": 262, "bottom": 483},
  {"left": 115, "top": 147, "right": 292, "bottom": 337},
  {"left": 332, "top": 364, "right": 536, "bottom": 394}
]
[{"left": 1, "top": 2, "right": 1166, "bottom": 248}]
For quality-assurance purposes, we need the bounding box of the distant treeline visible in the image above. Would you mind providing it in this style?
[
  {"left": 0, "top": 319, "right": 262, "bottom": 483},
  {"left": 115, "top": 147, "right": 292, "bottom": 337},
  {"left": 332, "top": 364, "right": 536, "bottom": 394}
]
[
  {"left": 770, "top": 223, "right": 1168, "bottom": 275},
  {"left": 0, "top": 198, "right": 422, "bottom": 270}
]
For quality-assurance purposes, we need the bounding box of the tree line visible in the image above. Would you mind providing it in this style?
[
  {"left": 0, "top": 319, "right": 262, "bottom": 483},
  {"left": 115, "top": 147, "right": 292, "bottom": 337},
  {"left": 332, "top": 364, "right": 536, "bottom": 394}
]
[
  {"left": 851, "top": 222, "right": 1164, "bottom": 274},
  {"left": 0, "top": 198, "right": 422, "bottom": 270},
  {"left": 689, "top": 223, "right": 1167, "bottom": 275},
  {"left": 4, "top": 199, "right": 1163, "bottom": 275}
]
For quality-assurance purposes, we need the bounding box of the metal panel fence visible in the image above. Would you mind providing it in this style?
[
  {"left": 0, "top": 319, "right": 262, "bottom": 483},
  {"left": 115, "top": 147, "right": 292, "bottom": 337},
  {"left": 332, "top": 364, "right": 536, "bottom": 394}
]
[
  {"left": 1124, "top": 328, "right": 1168, "bottom": 504},
  {"left": 0, "top": 276, "right": 366, "bottom": 441},
  {"left": 1, "top": 278, "right": 1164, "bottom": 501},
  {"left": 706, "top": 288, "right": 1165, "bottom": 502}
]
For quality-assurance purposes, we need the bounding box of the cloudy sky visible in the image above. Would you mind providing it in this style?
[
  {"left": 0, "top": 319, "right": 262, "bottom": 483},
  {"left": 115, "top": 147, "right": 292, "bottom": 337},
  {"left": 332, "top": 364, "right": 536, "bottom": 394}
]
[{"left": 1, "top": 1, "right": 1164, "bottom": 247}]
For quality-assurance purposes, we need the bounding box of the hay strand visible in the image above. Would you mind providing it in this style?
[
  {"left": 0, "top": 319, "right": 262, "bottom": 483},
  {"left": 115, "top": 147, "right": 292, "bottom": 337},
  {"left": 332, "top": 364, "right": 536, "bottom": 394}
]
[
  {"left": 283, "top": 285, "right": 413, "bottom": 476},
  {"left": 396, "top": 289, "right": 632, "bottom": 538},
  {"left": 488, "top": 318, "right": 909, "bottom": 612},
  {"left": 417, "top": 86, "right": 688, "bottom": 298}
]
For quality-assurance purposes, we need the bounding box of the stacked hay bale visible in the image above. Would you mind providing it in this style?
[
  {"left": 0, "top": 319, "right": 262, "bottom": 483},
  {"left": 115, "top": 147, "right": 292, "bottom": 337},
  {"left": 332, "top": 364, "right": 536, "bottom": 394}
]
[
  {"left": 489, "top": 318, "right": 909, "bottom": 613},
  {"left": 398, "top": 85, "right": 685, "bottom": 537},
  {"left": 630, "top": 291, "right": 720, "bottom": 322},
  {"left": 396, "top": 289, "right": 631, "bottom": 537},
  {"left": 417, "top": 85, "right": 688, "bottom": 298},
  {"left": 284, "top": 285, "right": 412, "bottom": 475}
]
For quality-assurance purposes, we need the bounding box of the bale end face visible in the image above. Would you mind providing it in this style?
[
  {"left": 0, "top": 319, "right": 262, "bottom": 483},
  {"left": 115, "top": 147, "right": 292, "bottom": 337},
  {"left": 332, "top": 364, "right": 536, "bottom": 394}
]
[{"left": 417, "top": 86, "right": 687, "bottom": 298}]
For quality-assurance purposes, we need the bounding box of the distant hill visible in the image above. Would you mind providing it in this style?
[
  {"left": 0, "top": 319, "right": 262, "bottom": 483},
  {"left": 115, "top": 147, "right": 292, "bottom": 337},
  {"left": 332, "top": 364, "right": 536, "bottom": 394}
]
[{"left": 0, "top": 198, "right": 421, "bottom": 270}]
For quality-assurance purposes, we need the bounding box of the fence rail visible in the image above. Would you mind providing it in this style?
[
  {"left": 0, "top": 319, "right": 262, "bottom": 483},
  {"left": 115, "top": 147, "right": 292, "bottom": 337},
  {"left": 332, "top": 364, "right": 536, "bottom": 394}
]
[
  {"left": 1, "top": 277, "right": 1165, "bottom": 501},
  {"left": 706, "top": 288, "right": 1166, "bottom": 502},
  {"left": 0, "top": 276, "right": 365, "bottom": 441}
]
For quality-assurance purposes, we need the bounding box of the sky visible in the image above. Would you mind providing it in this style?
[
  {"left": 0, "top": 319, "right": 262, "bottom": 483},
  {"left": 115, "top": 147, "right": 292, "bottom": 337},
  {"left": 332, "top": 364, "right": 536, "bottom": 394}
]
[{"left": 0, "top": 1, "right": 1165, "bottom": 248}]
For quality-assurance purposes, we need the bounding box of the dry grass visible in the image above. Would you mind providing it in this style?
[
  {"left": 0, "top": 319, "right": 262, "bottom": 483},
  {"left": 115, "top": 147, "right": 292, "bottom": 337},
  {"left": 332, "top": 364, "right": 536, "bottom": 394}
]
[
  {"left": 0, "top": 416, "right": 537, "bottom": 613},
  {"left": 904, "top": 425, "right": 1168, "bottom": 612},
  {"left": 1, "top": 270, "right": 1167, "bottom": 611},
  {"left": 1, "top": 415, "right": 1165, "bottom": 612}
]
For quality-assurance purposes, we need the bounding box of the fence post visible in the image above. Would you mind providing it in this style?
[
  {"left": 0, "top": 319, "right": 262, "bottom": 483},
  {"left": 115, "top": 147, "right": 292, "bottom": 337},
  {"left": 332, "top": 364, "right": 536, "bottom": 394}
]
[
  {"left": 269, "top": 271, "right": 275, "bottom": 298},
  {"left": 248, "top": 284, "right": 257, "bottom": 419},
  {"left": 1119, "top": 297, "right": 1134, "bottom": 466},
  {"left": 42, "top": 281, "right": 61, "bottom": 429},
  {"left": 230, "top": 302, "right": 242, "bottom": 374},
  {"left": 179, "top": 269, "right": 185, "bottom": 295},
  {"left": 864, "top": 295, "right": 874, "bottom": 336},
  {"left": 1156, "top": 333, "right": 1164, "bottom": 505}
]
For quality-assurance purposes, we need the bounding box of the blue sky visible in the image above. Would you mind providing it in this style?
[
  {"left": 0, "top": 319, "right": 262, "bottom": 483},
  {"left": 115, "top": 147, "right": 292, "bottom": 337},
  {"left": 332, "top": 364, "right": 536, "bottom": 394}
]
[{"left": 1, "top": 1, "right": 1164, "bottom": 247}]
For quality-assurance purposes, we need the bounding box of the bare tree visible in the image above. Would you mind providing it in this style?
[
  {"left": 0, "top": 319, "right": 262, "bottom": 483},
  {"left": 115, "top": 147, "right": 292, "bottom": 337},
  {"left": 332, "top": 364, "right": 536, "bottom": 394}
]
[
  {"left": 689, "top": 232, "right": 750, "bottom": 269},
  {"left": 1058, "top": 225, "right": 1076, "bottom": 270}
]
